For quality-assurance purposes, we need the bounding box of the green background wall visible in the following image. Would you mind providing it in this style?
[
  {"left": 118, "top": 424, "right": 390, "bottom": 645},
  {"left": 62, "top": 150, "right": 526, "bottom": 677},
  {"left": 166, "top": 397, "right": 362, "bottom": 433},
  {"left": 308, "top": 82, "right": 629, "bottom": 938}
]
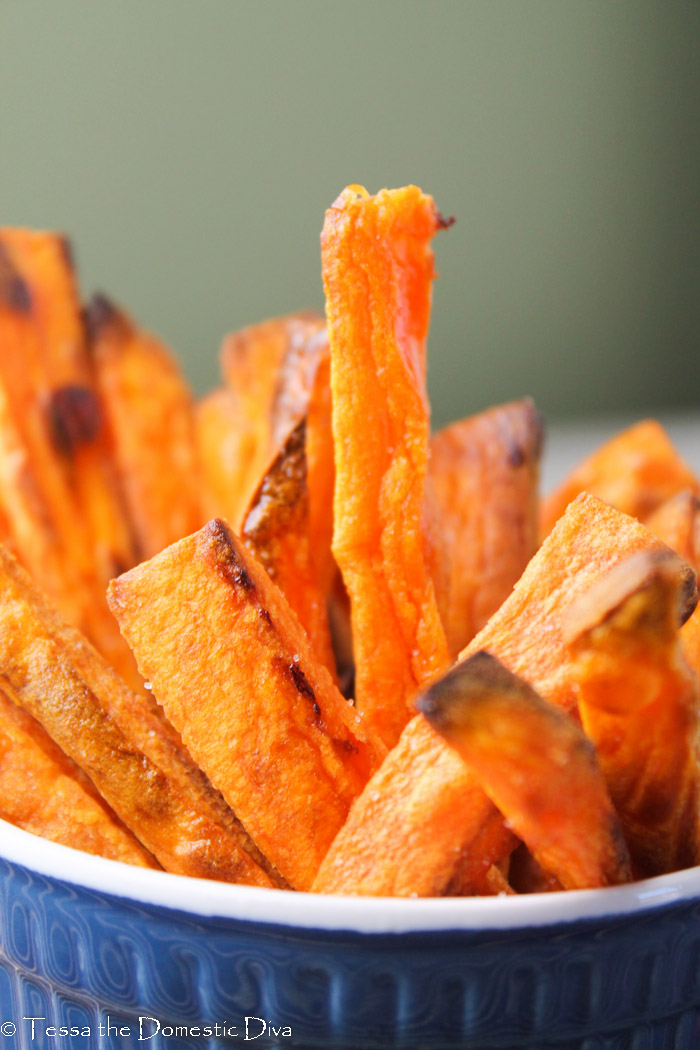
[{"left": 1, "top": 1, "right": 698, "bottom": 426}]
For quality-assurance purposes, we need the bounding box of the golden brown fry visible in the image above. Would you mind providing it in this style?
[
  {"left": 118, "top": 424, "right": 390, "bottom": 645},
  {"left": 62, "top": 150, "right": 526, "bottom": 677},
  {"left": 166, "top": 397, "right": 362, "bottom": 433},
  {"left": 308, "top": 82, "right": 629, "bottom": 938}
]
[
  {"left": 430, "top": 398, "right": 543, "bottom": 656},
  {"left": 0, "top": 691, "right": 158, "bottom": 867},
  {"left": 0, "top": 238, "right": 94, "bottom": 622},
  {"left": 0, "top": 544, "right": 275, "bottom": 887},
  {"left": 0, "top": 230, "right": 135, "bottom": 584},
  {"left": 86, "top": 293, "right": 204, "bottom": 560},
  {"left": 108, "top": 519, "right": 382, "bottom": 891},
  {"left": 0, "top": 232, "right": 141, "bottom": 690},
  {"left": 221, "top": 309, "right": 322, "bottom": 408},
  {"left": 196, "top": 387, "right": 253, "bottom": 528},
  {"left": 242, "top": 420, "right": 336, "bottom": 676},
  {"left": 313, "top": 713, "right": 515, "bottom": 896},
  {"left": 565, "top": 549, "right": 700, "bottom": 877},
  {"left": 220, "top": 310, "right": 325, "bottom": 522},
  {"left": 541, "top": 419, "right": 700, "bottom": 537},
  {"left": 461, "top": 493, "right": 679, "bottom": 714},
  {"left": 322, "top": 185, "right": 450, "bottom": 747},
  {"left": 646, "top": 490, "right": 700, "bottom": 573},
  {"left": 269, "top": 321, "right": 329, "bottom": 449},
  {"left": 316, "top": 494, "right": 671, "bottom": 898},
  {"left": 303, "top": 351, "right": 336, "bottom": 595},
  {"left": 417, "top": 651, "right": 631, "bottom": 890}
]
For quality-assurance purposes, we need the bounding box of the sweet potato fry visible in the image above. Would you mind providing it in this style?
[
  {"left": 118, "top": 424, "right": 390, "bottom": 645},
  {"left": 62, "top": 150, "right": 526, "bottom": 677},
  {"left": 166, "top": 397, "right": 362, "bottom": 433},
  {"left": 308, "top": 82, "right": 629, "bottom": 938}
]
[
  {"left": 0, "top": 543, "right": 275, "bottom": 887},
  {"left": 430, "top": 398, "right": 543, "bottom": 656},
  {"left": 0, "top": 239, "right": 94, "bottom": 620},
  {"left": 219, "top": 310, "right": 325, "bottom": 521},
  {"left": 86, "top": 294, "right": 203, "bottom": 560},
  {"left": 322, "top": 185, "right": 450, "bottom": 747},
  {"left": 0, "top": 691, "right": 158, "bottom": 868},
  {"left": 195, "top": 387, "right": 253, "bottom": 528},
  {"left": 461, "top": 493, "right": 682, "bottom": 714},
  {"left": 313, "top": 713, "right": 515, "bottom": 896},
  {"left": 241, "top": 420, "right": 336, "bottom": 675},
  {"left": 0, "top": 229, "right": 135, "bottom": 584},
  {"left": 221, "top": 309, "right": 323, "bottom": 411},
  {"left": 108, "top": 519, "right": 382, "bottom": 891},
  {"left": 269, "top": 321, "right": 329, "bottom": 449},
  {"left": 316, "top": 494, "right": 674, "bottom": 898},
  {"left": 417, "top": 651, "right": 631, "bottom": 890},
  {"left": 646, "top": 490, "right": 700, "bottom": 573},
  {"left": 565, "top": 549, "right": 700, "bottom": 877},
  {"left": 0, "top": 232, "right": 142, "bottom": 690},
  {"left": 297, "top": 345, "right": 336, "bottom": 595},
  {"left": 541, "top": 420, "right": 700, "bottom": 537}
]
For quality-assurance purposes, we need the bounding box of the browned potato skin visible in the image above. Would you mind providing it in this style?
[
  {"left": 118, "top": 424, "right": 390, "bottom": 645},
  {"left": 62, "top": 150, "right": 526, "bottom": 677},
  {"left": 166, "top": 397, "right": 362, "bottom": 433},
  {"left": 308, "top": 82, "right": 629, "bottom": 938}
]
[
  {"left": 430, "top": 398, "right": 543, "bottom": 656},
  {"left": 0, "top": 691, "right": 158, "bottom": 867},
  {"left": 417, "top": 651, "right": 631, "bottom": 890},
  {"left": 242, "top": 420, "right": 336, "bottom": 677},
  {"left": 565, "top": 550, "right": 700, "bottom": 878},
  {"left": 109, "top": 519, "right": 383, "bottom": 891},
  {"left": 86, "top": 293, "right": 204, "bottom": 561},
  {"left": 0, "top": 544, "right": 276, "bottom": 887}
]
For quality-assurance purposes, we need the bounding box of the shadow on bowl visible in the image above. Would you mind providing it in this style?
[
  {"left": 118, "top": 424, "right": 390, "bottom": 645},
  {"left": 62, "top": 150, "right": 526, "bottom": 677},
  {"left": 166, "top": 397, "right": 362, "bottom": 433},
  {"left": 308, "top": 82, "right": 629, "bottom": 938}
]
[{"left": 1, "top": 819, "right": 700, "bottom": 1049}]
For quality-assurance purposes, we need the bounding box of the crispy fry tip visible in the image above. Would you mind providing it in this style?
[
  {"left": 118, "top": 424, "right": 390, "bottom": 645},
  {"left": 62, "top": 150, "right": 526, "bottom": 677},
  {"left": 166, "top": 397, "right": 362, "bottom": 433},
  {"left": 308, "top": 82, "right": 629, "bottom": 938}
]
[
  {"left": 563, "top": 549, "right": 697, "bottom": 645},
  {"left": 416, "top": 650, "right": 535, "bottom": 732},
  {"left": 0, "top": 244, "right": 32, "bottom": 313},
  {"left": 58, "top": 234, "right": 75, "bottom": 273},
  {"left": 436, "top": 212, "right": 456, "bottom": 230},
  {"left": 84, "top": 292, "right": 127, "bottom": 342}
]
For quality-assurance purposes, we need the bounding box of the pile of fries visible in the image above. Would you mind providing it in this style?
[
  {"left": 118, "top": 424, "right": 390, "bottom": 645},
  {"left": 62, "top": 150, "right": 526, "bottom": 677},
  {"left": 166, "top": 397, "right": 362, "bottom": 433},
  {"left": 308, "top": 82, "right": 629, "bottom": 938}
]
[{"left": 0, "top": 185, "right": 699, "bottom": 898}]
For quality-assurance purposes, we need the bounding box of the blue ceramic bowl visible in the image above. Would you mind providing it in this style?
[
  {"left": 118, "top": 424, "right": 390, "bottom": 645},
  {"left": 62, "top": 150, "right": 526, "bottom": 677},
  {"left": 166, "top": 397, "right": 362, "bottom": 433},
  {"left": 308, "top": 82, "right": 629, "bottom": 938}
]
[{"left": 1, "top": 820, "right": 700, "bottom": 1050}]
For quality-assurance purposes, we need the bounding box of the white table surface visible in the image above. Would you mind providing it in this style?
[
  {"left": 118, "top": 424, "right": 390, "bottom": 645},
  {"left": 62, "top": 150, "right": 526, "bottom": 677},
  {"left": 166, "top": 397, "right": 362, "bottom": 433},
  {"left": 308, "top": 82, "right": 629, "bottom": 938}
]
[{"left": 542, "top": 411, "right": 700, "bottom": 495}]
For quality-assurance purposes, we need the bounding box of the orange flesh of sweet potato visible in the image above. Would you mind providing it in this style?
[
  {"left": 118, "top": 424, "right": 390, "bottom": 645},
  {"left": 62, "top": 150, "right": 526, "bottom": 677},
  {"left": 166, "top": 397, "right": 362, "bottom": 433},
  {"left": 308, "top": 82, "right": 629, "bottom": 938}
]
[
  {"left": 109, "top": 520, "right": 382, "bottom": 891},
  {"left": 242, "top": 420, "right": 336, "bottom": 677},
  {"left": 0, "top": 690, "right": 158, "bottom": 867},
  {"left": 0, "top": 544, "right": 275, "bottom": 887},
  {"left": 314, "top": 494, "right": 670, "bottom": 897},
  {"left": 322, "top": 185, "right": 449, "bottom": 747},
  {"left": 0, "top": 239, "right": 95, "bottom": 616},
  {"left": 430, "top": 398, "right": 543, "bottom": 656},
  {"left": 646, "top": 490, "right": 700, "bottom": 573},
  {"left": 0, "top": 230, "right": 135, "bottom": 584},
  {"left": 312, "top": 712, "right": 514, "bottom": 896},
  {"left": 269, "top": 321, "right": 330, "bottom": 449},
  {"left": 417, "top": 651, "right": 631, "bottom": 890},
  {"left": 541, "top": 420, "right": 700, "bottom": 537},
  {"left": 565, "top": 550, "right": 700, "bottom": 877},
  {"left": 195, "top": 387, "right": 254, "bottom": 529},
  {"left": 219, "top": 310, "right": 325, "bottom": 523},
  {"left": 461, "top": 493, "right": 676, "bottom": 714},
  {"left": 0, "top": 232, "right": 142, "bottom": 690},
  {"left": 301, "top": 351, "right": 336, "bottom": 596},
  {"left": 86, "top": 294, "right": 204, "bottom": 560}
]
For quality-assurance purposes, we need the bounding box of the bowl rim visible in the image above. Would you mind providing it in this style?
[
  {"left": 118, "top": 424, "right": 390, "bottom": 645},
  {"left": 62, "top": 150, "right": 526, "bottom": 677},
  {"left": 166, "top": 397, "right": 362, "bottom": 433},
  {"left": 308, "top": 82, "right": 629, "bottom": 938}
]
[{"left": 2, "top": 819, "right": 700, "bottom": 934}]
